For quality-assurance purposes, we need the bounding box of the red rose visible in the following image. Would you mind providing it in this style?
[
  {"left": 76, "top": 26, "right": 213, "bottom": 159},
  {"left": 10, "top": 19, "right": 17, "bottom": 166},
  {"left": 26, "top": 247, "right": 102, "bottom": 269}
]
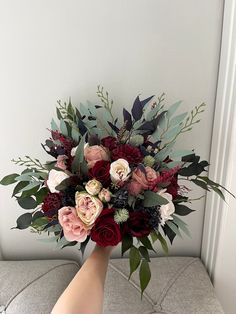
[
  {"left": 42, "top": 192, "right": 62, "bottom": 217},
  {"left": 88, "top": 160, "right": 111, "bottom": 187},
  {"left": 124, "top": 211, "right": 151, "bottom": 237},
  {"left": 166, "top": 175, "right": 179, "bottom": 199},
  {"left": 101, "top": 136, "right": 118, "bottom": 151},
  {"left": 111, "top": 144, "right": 143, "bottom": 164},
  {"left": 91, "top": 208, "right": 122, "bottom": 247}
]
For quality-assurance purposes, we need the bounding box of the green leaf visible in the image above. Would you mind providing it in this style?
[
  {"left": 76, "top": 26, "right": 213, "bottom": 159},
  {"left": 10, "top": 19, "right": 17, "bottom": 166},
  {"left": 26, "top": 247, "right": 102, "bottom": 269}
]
[
  {"left": 143, "top": 191, "right": 169, "bottom": 207},
  {"left": 191, "top": 179, "right": 210, "bottom": 191},
  {"left": 150, "top": 230, "right": 158, "bottom": 243},
  {"left": 163, "top": 125, "right": 182, "bottom": 141},
  {"left": 71, "top": 127, "right": 80, "bottom": 143},
  {"left": 35, "top": 187, "right": 48, "bottom": 204},
  {"left": 72, "top": 135, "right": 85, "bottom": 173},
  {"left": 156, "top": 232, "right": 169, "bottom": 254},
  {"left": 167, "top": 100, "right": 182, "bottom": 117},
  {"left": 170, "top": 112, "right": 188, "bottom": 126},
  {"left": 139, "top": 259, "right": 151, "bottom": 296},
  {"left": 139, "top": 236, "right": 155, "bottom": 251},
  {"left": 12, "top": 181, "right": 28, "bottom": 196},
  {"left": 172, "top": 215, "right": 191, "bottom": 237},
  {"left": 60, "top": 119, "right": 68, "bottom": 136},
  {"left": 122, "top": 234, "right": 133, "bottom": 256},
  {"left": 14, "top": 213, "right": 32, "bottom": 229},
  {"left": 17, "top": 196, "right": 37, "bottom": 209},
  {"left": 139, "top": 246, "right": 150, "bottom": 262},
  {"left": 174, "top": 204, "right": 195, "bottom": 216},
  {"left": 56, "top": 107, "right": 63, "bottom": 120},
  {"left": 154, "top": 141, "right": 176, "bottom": 161},
  {"left": 20, "top": 184, "right": 40, "bottom": 198},
  {"left": 15, "top": 174, "right": 33, "bottom": 182},
  {"left": 51, "top": 118, "right": 59, "bottom": 131},
  {"left": 166, "top": 221, "right": 182, "bottom": 238},
  {"left": 211, "top": 186, "right": 225, "bottom": 201},
  {"left": 0, "top": 173, "right": 19, "bottom": 185},
  {"left": 61, "top": 241, "right": 77, "bottom": 249},
  {"left": 146, "top": 103, "right": 162, "bottom": 121},
  {"left": 19, "top": 181, "right": 41, "bottom": 193},
  {"left": 129, "top": 247, "right": 141, "bottom": 279}
]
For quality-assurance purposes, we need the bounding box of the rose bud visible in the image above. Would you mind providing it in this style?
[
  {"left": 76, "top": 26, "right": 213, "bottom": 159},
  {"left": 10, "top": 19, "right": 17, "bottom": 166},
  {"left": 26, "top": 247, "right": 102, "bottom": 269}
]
[
  {"left": 85, "top": 179, "right": 102, "bottom": 196},
  {"left": 98, "top": 188, "right": 111, "bottom": 203}
]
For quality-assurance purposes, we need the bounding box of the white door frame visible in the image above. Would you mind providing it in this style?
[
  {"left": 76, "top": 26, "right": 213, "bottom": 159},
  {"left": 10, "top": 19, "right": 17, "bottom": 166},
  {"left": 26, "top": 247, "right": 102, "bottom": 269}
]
[{"left": 201, "top": 0, "right": 236, "bottom": 280}]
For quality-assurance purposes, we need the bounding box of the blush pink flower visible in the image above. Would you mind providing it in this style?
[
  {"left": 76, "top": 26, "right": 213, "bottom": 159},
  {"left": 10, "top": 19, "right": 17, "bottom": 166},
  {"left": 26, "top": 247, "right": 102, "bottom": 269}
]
[
  {"left": 56, "top": 155, "right": 68, "bottom": 170},
  {"left": 145, "top": 166, "right": 158, "bottom": 188},
  {"left": 75, "top": 192, "right": 103, "bottom": 228},
  {"left": 84, "top": 144, "right": 109, "bottom": 169},
  {"left": 128, "top": 180, "right": 143, "bottom": 196},
  {"left": 132, "top": 168, "right": 149, "bottom": 190},
  {"left": 58, "top": 206, "right": 89, "bottom": 242},
  {"left": 128, "top": 166, "right": 159, "bottom": 195}
]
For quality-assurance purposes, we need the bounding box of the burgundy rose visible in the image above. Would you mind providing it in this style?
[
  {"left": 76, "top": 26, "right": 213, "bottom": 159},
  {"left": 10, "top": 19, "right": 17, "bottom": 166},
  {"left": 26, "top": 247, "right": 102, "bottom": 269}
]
[
  {"left": 91, "top": 208, "right": 122, "bottom": 247},
  {"left": 166, "top": 175, "right": 179, "bottom": 199},
  {"left": 111, "top": 144, "right": 143, "bottom": 164},
  {"left": 88, "top": 160, "right": 111, "bottom": 187},
  {"left": 124, "top": 211, "right": 151, "bottom": 238},
  {"left": 101, "top": 136, "right": 118, "bottom": 151},
  {"left": 42, "top": 192, "right": 62, "bottom": 217}
]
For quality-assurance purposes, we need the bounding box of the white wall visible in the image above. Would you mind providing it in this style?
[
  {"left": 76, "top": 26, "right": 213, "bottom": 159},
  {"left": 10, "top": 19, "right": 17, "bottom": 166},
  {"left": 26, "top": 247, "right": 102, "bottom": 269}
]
[{"left": 0, "top": 0, "right": 223, "bottom": 261}]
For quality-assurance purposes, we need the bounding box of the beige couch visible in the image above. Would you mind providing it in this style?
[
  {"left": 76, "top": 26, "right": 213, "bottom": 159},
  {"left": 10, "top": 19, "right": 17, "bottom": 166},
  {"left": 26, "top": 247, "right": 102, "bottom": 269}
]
[{"left": 0, "top": 257, "right": 224, "bottom": 314}]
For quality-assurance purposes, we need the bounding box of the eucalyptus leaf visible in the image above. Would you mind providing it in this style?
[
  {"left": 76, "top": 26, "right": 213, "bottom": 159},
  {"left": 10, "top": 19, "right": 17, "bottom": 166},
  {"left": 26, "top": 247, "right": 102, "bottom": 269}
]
[
  {"left": 60, "top": 119, "right": 68, "bottom": 136},
  {"left": 170, "top": 112, "right": 188, "bottom": 126},
  {"left": 12, "top": 181, "right": 28, "bottom": 196},
  {"left": 14, "top": 213, "right": 32, "bottom": 230},
  {"left": 143, "top": 191, "right": 169, "bottom": 207},
  {"left": 166, "top": 221, "right": 182, "bottom": 238},
  {"left": 19, "top": 181, "right": 41, "bottom": 193},
  {"left": 154, "top": 141, "right": 176, "bottom": 162},
  {"left": 51, "top": 118, "right": 59, "bottom": 131},
  {"left": 167, "top": 100, "right": 182, "bottom": 117},
  {"left": 17, "top": 196, "right": 37, "bottom": 209},
  {"left": 163, "top": 125, "right": 182, "bottom": 141},
  {"left": 172, "top": 215, "right": 191, "bottom": 237},
  {"left": 0, "top": 173, "right": 19, "bottom": 185}
]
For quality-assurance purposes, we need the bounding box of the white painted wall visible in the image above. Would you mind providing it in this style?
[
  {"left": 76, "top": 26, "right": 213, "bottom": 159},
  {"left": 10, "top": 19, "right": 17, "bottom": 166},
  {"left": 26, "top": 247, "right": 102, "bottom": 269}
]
[{"left": 0, "top": 0, "right": 223, "bottom": 261}]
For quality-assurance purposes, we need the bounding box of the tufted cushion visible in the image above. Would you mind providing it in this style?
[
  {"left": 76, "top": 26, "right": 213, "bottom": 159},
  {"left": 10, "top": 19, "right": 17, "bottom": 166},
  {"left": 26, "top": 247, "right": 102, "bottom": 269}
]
[
  {"left": 104, "top": 257, "right": 224, "bottom": 314},
  {"left": 0, "top": 260, "right": 80, "bottom": 314},
  {"left": 0, "top": 257, "right": 223, "bottom": 314}
]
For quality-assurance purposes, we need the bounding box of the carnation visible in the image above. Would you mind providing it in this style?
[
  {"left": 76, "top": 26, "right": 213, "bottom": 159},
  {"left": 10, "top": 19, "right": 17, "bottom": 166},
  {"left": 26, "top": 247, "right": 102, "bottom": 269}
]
[{"left": 111, "top": 144, "right": 143, "bottom": 164}]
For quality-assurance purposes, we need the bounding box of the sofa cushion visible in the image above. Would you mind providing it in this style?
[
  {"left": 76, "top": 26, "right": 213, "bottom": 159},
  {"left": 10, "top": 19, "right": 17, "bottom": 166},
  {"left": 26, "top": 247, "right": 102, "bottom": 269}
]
[
  {"left": 104, "top": 257, "right": 224, "bottom": 314},
  {"left": 0, "top": 260, "right": 80, "bottom": 314},
  {"left": 0, "top": 257, "right": 223, "bottom": 314}
]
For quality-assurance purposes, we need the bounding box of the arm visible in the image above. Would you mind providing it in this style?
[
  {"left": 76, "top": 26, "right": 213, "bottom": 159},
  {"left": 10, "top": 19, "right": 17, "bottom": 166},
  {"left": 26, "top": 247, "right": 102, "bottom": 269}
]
[{"left": 51, "top": 245, "right": 113, "bottom": 314}]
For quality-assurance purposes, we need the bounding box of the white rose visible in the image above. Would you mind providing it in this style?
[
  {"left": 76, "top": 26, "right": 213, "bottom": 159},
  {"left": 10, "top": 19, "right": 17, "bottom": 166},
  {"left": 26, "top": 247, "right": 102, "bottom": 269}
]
[
  {"left": 47, "top": 169, "right": 70, "bottom": 193},
  {"left": 158, "top": 189, "right": 175, "bottom": 226},
  {"left": 110, "top": 158, "right": 131, "bottom": 184},
  {"left": 85, "top": 179, "right": 102, "bottom": 196}
]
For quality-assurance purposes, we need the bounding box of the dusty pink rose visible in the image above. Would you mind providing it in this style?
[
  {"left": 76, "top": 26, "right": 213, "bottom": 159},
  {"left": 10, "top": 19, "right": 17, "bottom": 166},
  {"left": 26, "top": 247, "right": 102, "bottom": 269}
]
[
  {"left": 58, "top": 206, "right": 89, "bottom": 242},
  {"left": 145, "top": 166, "right": 158, "bottom": 188},
  {"left": 98, "top": 188, "right": 112, "bottom": 202},
  {"left": 56, "top": 155, "right": 68, "bottom": 170},
  {"left": 75, "top": 192, "right": 103, "bottom": 227},
  {"left": 132, "top": 168, "right": 149, "bottom": 189},
  {"left": 84, "top": 144, "right": 109, "bottom": 169},
  {"left": 128, "top": 180, "right": 143, "bottom": 196}
]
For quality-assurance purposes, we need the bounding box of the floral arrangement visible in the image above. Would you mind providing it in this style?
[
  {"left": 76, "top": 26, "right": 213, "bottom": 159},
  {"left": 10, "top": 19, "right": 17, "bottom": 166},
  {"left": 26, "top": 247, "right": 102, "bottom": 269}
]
[{"left": 0, "top": 87, "right": 233, "bottom": 295}]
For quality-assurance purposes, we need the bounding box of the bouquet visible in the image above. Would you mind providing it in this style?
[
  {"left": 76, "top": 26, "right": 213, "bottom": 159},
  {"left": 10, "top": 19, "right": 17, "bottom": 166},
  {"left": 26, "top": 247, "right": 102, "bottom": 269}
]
[{"left": 0, "top": 86, "right": 233, "bottom": 295}]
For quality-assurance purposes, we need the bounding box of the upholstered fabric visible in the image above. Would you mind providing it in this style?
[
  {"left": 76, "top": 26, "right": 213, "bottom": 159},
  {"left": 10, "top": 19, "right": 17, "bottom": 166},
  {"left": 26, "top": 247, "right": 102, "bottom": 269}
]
[
  {"left": 0, "top": 260, "right": 80, "bottom": 314},
  {"left": 0, "top": 257, "right": 224, "bottom": 314},
  {"left": 104, "top": 257, "right": 224, "bottom": 314}
]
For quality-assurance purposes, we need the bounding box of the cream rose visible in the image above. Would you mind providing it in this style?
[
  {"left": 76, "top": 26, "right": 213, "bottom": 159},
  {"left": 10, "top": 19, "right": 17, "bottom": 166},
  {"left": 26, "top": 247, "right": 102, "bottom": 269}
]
[
  {"left": 75, "top": 192, "right": 103, "bottom": 228},
  {"left": 109, "top": 158, "right": 131, "bottom": 184},
  {"left": 158, "top": 189, "right": 175, "bottom": 226},
  {"left": 98, "top": 188, "right": 112, "bottom": 202},
  {"left": 58, "top": 206, "right": 89, "bottom": 243},
  {"left": 85, "top": 179, "right": 102, "bottom": 196},
  {"left": 47, "top": 169, "right": 70, "bottom": 193}
]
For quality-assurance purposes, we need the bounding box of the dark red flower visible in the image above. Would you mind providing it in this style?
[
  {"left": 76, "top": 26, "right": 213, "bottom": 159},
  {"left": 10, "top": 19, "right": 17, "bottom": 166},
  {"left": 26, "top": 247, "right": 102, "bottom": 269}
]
[
  {"left": 88, "top": 160, "right": 111, "bottom": 187},
  {"left": 101, "top": 136, "right": 118, "bottom": 151},
  {"left": 123, "top": 211, "right": 151, "bottom": 238},
  {"left": 51, "top": 130, "right": 75, "bottom": 155},
  {"left": 91, "top": 208, "right": 122, "bottom": 247},
  {"left": 42, "top": 192, "right": 62, "bottom": 217},
  {"left": 166, "top": 175, "right": 179, "bottom": 199},
  {"left": 111, "top": 144, "right": 143, "bottom": 164}
]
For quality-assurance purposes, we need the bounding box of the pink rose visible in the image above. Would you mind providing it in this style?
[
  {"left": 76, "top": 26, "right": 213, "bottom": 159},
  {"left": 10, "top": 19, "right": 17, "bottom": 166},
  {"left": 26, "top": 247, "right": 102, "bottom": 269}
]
[
  {"left": 132, "top": 168, "right": 149, "bottom": 190},
  {"left": 56, "top": 155, "right": 68, "bottom": 170},
  {"left": 128, "top": 180, "right": 143, "bottom": 196},
  {"left": 84, "top": 144, "right": 109, "bottom": 169},
  {"left": 98, "top": 188, "right": 112, "bottom": 202},
  {"left": 145, "top": 166, "right": 158, "bottom": 188},
  {"left": 58, "top": 206, "right": 89, "bottom": 242},
  {"left": 75, "top": 192, "right": 103, "bottom": 228}
]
